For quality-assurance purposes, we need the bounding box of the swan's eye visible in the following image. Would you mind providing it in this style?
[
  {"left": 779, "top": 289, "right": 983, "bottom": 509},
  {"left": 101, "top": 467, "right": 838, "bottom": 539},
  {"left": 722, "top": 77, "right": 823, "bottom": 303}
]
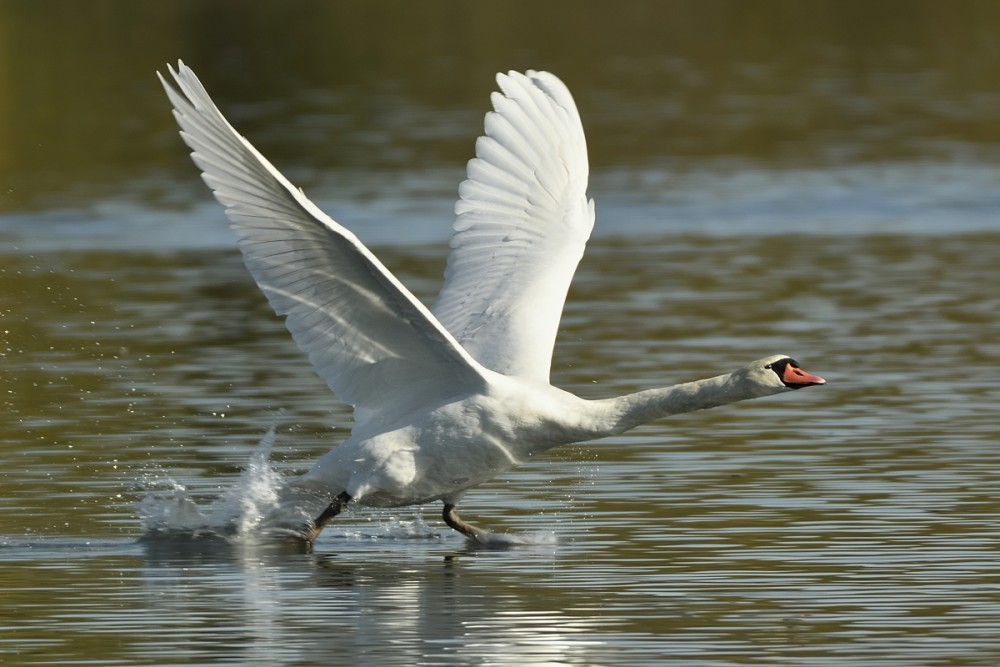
[
  {"left": 767, "top": 358, "right": 798, "bottom": 374},
  {"left": 767, "top": 358, "right": 792, "bottom": 378}
]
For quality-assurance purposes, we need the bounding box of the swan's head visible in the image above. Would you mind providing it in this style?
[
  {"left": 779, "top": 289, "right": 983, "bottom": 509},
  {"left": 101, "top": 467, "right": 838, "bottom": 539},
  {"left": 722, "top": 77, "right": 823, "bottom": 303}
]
[{"left": 745, "top": 355, "right": 826, "bottom": 394}]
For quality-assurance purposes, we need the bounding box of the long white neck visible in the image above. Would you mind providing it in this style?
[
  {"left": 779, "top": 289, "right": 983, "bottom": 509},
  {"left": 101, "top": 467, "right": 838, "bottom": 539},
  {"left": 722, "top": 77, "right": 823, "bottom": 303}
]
[{"left": 582, "top": 369, "right": 771, "bottom": 438}]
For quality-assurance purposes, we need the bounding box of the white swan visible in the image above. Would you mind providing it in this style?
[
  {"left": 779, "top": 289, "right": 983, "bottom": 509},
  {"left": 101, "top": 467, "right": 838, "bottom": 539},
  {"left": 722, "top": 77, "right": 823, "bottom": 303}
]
[{"left": 159, "top": 62, "right": 825, "bottom": 543}]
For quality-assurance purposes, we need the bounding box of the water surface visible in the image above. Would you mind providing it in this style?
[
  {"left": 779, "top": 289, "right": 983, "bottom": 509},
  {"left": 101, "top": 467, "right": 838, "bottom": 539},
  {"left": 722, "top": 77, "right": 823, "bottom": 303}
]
[
  {"left": 2, "top": 2, "right": 1000, "bottom": 665},
  {"left": 3, "top": 233, "right": 999, "bottom": 665}
]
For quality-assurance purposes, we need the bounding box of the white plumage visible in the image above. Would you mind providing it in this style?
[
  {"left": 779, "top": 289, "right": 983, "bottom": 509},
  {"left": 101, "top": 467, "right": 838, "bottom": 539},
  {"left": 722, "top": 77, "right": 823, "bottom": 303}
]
[
  {"left": 434, "top": 71, "right": 594, "bottom": 382},
  {"left": 160, "top": 62, "right": 825, "bottom": 542}
]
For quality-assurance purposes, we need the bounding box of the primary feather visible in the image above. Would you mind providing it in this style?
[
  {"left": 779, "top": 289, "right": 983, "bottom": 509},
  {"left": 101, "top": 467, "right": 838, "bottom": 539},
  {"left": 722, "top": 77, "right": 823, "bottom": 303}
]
[
  {"left": 159, "top": 63, "right": 486, "bottom": 424},
  {"left": 432, "top": 70, "right": 595, "bottom": 382}
]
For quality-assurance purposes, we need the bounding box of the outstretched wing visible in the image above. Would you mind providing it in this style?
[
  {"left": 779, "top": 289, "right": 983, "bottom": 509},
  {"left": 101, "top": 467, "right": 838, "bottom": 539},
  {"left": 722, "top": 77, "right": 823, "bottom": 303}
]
[
  {"left": 160, "top": 61, "right": 487, "bottom": 423},
  {"left": 431, "top": 70, "right": 595, "bottom": 383}
]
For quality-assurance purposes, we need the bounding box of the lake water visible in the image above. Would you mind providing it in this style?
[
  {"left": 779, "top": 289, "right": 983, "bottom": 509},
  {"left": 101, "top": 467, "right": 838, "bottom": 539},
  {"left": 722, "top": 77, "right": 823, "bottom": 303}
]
[{"left": 3, "top": 2, "right": 1000, "bottom": 665}]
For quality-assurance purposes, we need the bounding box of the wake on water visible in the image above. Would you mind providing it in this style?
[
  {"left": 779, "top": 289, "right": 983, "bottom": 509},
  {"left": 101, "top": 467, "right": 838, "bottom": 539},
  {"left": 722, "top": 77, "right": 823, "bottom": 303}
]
[
  {"left": 137, "top": 424, "right": 442, "bottom": 543},
  {"left": 137, "top": 423, "right": 558, "bottom": 548}
]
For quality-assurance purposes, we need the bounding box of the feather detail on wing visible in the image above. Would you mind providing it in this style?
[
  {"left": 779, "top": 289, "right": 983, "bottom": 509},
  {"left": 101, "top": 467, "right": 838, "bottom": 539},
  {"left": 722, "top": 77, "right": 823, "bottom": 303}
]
[
  {"left": 159, "top": 62, "right": 486, "bottom": 423},
  {"left": 431, "top": 70, "right": 595, "bottom": 382}
]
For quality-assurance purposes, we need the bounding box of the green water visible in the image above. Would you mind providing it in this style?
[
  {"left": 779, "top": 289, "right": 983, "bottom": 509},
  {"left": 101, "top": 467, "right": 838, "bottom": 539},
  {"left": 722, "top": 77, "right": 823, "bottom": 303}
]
[{"left": 2, "top": 2, "right": 1000, "bottom": 665}]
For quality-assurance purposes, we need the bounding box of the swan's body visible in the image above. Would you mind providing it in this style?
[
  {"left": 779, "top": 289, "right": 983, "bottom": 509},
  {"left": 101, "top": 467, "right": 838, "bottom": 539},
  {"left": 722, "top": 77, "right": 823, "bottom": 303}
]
[{"left": 160, "top": 62, "right": 825, "bottom": 542}]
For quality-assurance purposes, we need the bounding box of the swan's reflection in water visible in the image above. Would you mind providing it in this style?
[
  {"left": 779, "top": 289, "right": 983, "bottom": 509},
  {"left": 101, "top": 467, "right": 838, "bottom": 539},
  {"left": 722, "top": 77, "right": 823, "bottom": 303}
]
[{"left": 139, "top": 536, "right": 605, "bottom": 666}]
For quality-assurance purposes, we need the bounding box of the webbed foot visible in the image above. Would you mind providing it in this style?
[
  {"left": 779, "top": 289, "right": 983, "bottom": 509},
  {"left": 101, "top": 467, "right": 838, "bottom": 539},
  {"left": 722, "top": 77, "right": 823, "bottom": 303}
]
[
  {"left": 300, "top": 491, "right": 352, "bottom": 542},
  {"left": 442, "top": 503, "right": 489, "bottom": 543}
]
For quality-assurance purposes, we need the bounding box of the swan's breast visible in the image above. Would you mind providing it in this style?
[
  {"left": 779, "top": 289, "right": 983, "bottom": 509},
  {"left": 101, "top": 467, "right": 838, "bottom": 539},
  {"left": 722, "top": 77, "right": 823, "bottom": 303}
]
[{"left": 299, "top": 379, "right": 597, "bottom": 507}]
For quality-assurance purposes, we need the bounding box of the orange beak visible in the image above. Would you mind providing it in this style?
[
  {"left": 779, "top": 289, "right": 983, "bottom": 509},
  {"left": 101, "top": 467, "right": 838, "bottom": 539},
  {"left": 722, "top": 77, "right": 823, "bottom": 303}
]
[{"left": 783, "top": 364, "right": 826, "bottom": 388}]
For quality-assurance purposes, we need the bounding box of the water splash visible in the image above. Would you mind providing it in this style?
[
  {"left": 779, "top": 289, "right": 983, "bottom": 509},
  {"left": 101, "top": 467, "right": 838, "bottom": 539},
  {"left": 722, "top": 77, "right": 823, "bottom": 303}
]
[
  {"left": 316, "top": 513, "right": 441, "bottom": 542},
  {"left": 136, "top": 424, "right": 561, "bottom": 547},
  {"left": 138, "top": 423, "right": 311, "bottom": 541},
  {"left": 472, "top": 531, "right": 559, "bottom": 549}
]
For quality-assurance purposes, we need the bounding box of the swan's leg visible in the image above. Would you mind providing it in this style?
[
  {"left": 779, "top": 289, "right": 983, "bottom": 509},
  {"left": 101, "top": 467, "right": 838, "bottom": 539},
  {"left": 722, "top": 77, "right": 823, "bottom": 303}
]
[
  {"left": 442, "top": 503, "right": 488, "bottom": 542},
  {"left": 301, "top": 491, "right": 352, "bottom": 542}
]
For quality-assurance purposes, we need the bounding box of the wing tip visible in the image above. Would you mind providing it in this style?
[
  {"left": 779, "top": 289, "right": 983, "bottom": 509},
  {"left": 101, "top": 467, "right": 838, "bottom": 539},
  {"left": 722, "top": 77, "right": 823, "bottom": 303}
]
[{"left": 494, "top": 69, "right": 577, "bottom": 122}]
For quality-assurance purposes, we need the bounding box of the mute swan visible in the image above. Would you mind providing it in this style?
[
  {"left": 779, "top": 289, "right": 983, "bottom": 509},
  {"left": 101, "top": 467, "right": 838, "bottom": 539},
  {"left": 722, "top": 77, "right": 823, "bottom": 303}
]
[{"left": 159, "top": 62, "right": 825, "bottom": 543}]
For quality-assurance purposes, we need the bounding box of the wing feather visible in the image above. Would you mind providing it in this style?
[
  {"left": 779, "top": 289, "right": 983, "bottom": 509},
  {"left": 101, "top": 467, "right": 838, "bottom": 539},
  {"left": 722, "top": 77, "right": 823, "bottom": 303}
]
[
  {"left": 160, "top": 62, "right": 486, "bottom": 423},
  {"left": 432, "top": 70, "right": 594, "bottom": 382}
]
